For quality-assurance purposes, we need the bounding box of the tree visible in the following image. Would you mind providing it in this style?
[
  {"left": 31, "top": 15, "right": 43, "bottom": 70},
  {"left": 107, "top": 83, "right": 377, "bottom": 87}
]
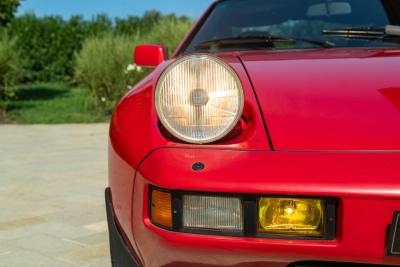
[
  {"left": 0, "top": 0, "right": 20, "bottom": 26},
  {"left": 0, "top": 31, "right": 21, "bottom": 112}
]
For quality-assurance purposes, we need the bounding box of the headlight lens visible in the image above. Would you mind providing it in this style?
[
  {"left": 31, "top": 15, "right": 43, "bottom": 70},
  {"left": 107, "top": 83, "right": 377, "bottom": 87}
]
[
  {"left": 155, "top": 55, "right": 244, "bottom": 144},
  {"left": 183, "top": 195, "right": 243, "bottom": 232}
]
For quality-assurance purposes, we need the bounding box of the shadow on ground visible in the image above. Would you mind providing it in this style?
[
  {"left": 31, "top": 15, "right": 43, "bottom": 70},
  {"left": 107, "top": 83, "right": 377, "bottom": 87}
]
[
  {"left": 6, "top": 83, "right": 68, "bottom": 113},
  {"left": 15, "top": 85, "right": 68, "bottom": 101},
  {"left": 2, "top": 82, "right": 108, "bottom": 124}
]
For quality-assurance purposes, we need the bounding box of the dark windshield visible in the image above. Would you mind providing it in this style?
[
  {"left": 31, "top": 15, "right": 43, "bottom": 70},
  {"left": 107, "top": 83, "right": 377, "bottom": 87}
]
[{"left": 182, "top": 0, "right": 400, "bottom": 54}]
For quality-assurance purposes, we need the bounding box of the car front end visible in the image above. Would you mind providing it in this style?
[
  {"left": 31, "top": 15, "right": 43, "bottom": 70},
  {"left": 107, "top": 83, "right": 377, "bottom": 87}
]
[{"left": 107, "top": 0, "right": 400, "bottom": 266}]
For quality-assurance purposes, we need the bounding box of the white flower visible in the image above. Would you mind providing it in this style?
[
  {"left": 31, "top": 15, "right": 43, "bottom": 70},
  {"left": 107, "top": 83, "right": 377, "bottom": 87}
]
[
  {"left": 127, "top": 64, "right": 136, "bottom": 72},
  {"left": 101, "top": 97, "right": 107, "bottom": 102},
  {"left": 126, "top": 64, "right": 143, "bottom": 73}
]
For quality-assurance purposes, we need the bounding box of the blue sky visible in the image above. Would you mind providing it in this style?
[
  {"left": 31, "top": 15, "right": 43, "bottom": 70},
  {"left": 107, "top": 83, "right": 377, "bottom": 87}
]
[{"left": 17, "top": 0, "right": 212, "bottom": 19}]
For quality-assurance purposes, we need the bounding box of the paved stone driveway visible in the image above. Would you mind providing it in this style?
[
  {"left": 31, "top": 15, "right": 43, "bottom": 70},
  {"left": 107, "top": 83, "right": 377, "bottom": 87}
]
[{"left": 0, "top": 124, "right": 111, "bottom": 267}]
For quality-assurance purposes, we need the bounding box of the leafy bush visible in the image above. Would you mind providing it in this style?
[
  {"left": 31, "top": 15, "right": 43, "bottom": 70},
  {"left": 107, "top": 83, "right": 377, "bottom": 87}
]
[
  {"left": 75, "top": 16, "right": 192, "bottom": 111},
  {"left": 141, "top": 15, "right": 193, "bottom": 54},
  {"left": 74, "top": 33, "right": 147, "bottom": 111},
  {"left": 7, "top": 11, "right": 192, "bottom": 83},
  {"left": 0, "top": 30, "right": 21, "bottom": 111}
]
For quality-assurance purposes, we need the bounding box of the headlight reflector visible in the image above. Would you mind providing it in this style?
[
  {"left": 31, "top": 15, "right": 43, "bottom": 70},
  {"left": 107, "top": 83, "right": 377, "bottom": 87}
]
[
  {"left": 258, "top": 198, "right": 324, "bottom": 237},
  {"left": 183, "top": 195, "right": 243, "bottom": 232},
  {"left": 155, "top": 55, "right": 244, "bottom": 144}
]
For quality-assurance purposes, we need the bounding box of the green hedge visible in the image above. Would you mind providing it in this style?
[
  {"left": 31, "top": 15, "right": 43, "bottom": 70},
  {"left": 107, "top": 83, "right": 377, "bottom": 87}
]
[
  {"left": 8, "top": 11, "right": 192, "bottom": 83},
  {"left": 0, "top": 30, "right": 21, "bottom": 110}
]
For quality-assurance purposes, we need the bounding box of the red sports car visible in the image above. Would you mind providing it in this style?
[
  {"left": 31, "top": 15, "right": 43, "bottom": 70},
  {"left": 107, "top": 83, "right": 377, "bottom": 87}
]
[{"left": 106, "top": 0, "right": 400, "bottom": 266}]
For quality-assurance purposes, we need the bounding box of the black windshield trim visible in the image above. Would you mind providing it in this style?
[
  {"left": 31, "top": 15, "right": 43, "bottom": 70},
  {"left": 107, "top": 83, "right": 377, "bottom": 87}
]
[{"left": 195, "top": 35, "right": 335, "bottom": 51}]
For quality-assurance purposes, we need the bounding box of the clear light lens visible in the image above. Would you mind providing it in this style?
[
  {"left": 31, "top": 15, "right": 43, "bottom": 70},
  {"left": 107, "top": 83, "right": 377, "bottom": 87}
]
[
  {"left": 155, "top": 55, "right": 244, "bottom": 144},
  {"left": 258, "top": 198, "right": 324, "bottom": 237},
  {"left": 183, "top": 195, "right": 243, "bottom": 232}
]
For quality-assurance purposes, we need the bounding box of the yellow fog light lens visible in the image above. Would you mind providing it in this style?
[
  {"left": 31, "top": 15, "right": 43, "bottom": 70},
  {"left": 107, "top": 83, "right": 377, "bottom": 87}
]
[{"left": 258, "top": 198, "right": 324, "bottom": 237}]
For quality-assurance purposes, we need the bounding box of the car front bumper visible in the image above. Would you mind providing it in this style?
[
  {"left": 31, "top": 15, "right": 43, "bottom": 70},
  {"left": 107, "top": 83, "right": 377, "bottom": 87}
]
[{"left": 109, "top": 147, "right": 400, "bottom": 267}]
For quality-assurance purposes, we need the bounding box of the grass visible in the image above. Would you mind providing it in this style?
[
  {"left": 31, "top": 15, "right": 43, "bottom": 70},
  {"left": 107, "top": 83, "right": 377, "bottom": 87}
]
[{"left": 4, "top": 82, "right": 109, "bottom": 124}]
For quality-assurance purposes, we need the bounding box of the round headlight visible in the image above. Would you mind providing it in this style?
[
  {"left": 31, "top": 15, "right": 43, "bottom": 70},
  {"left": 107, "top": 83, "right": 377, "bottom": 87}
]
[{"left": 155, "top": 55, "right": 244, "bottom": 144}]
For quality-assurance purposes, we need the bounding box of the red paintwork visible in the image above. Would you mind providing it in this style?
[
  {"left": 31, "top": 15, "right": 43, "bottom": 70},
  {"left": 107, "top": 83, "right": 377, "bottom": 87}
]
[
  {"left": 239, "top": 48, "right": 400, "bottom": 151},
  {"left": 109, "top": 3, "right": 400, "bottom": 266},
  {"left": 109, "top": 54, "right": 270, "bottom": 265},
  {"left": 132, "top": 148, "right": 400, "bottom": 267},
  {"left": 110, "top": 54, "right": 270, "bottom": 170},
  {"left": 134, "top": 45, "right": 166, "bottom": 67}
]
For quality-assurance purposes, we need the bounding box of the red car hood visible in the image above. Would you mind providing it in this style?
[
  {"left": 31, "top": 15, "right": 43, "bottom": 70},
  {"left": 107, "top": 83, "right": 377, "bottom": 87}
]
[{"left": 238, "top": 48, "right": 400, "bottom": 151}]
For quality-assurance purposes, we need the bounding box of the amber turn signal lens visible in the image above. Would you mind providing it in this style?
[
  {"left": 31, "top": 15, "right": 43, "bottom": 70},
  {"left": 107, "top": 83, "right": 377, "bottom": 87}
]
[
  {"left": 258, "top": 197, "right": 324, "bottom": 237},
  {"left": 151, "top": 189, "right": 172, "bottom": 228}
]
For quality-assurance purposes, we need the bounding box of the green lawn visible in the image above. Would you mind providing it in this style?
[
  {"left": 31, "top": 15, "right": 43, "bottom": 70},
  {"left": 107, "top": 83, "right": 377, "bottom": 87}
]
[{"left": 5, "top": 83, "right": 109, "bottom": 124}]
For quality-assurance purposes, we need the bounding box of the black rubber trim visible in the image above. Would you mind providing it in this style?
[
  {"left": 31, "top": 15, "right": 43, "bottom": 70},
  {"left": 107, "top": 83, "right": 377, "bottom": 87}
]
[
  {"left": 387, "top": 211, "right": 400, "bottom": 256},
  {"left": 105, "top": 188, "right": 141, "bottom": 267},
  {"left": 289, "top": 261, "right": 397, "bottom": 267}
]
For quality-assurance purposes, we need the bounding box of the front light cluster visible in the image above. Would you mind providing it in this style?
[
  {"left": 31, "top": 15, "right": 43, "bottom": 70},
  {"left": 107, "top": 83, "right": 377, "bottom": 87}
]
[
  {"left": 155, "top": 55, "right": 244, "bottom": 144},
  {"left": 150, "top": 188, "right": 336, "bottom": 239}
]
